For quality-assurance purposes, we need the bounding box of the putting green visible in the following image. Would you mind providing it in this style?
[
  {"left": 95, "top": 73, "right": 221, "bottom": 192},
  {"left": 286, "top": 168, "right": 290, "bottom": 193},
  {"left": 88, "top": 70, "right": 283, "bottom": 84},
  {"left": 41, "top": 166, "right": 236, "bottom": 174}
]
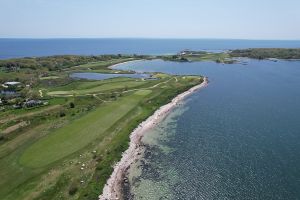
[{"left": 19, "top": 91, "right": 151, "bottom": 168}]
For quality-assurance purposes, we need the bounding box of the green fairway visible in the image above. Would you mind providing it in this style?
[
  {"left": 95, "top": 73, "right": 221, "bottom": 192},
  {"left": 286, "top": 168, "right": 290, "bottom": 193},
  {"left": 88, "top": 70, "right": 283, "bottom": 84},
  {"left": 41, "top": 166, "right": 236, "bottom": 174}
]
[
  {"left": 134, "top": 89, "right": 152, "bottom": 96},
  {"left": 47, "top": 79, "right": 149, "bottom": 96},
  {"left": 20, "top": 90, "right": 150, "bottom": 168}
]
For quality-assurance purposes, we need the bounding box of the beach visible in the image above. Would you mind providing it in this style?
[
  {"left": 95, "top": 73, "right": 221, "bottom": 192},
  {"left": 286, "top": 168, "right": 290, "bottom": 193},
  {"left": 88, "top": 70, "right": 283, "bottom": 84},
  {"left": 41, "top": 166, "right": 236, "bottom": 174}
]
[
  {"left": 108, "top": 59, "right": 144, "bottom": 71},
  {"left": 99, "top": 77, "right": 208, "bottom": 200}
]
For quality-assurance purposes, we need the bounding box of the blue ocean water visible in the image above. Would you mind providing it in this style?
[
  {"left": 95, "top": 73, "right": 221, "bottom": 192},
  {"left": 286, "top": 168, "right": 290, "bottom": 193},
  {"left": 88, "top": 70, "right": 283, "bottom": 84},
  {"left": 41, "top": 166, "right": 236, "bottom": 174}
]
[
  {"left": 114, "top": 59, "right": 300, "bottom": 199},
  {"left": 1, "top": 38, "right": 300, "bottom": 59}
]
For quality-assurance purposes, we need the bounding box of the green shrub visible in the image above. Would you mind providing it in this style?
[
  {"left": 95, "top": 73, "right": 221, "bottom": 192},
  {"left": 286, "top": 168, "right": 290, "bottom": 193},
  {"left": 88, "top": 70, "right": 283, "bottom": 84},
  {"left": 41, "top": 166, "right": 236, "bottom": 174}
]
[
  {"left": 59, "top": 111, "right": 66, "bottom": 117},
  {"left": 68, "top": 184, "right": 78, "bottom": 196},
  {"left": 0, "top": 134, "right": 4, "bottom": 141},
  {"left": 69, "top": 102, "right": 75, "bottom": 108}
]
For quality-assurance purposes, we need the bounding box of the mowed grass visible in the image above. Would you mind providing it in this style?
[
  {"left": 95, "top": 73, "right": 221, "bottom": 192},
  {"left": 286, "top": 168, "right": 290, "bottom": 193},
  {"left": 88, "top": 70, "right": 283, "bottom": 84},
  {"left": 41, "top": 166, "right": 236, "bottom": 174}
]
[
  {"left": 47, "top": 78, "right": 154, "bottom": 96},
  {"left": 39, "top": 76, "right": 60, "bottom": 80},
  {"left": 19, "top": 90, "right": 151, "bottom": 168},
  {"left": 48, "top": 80, "right": 147, "bottom": 95}
]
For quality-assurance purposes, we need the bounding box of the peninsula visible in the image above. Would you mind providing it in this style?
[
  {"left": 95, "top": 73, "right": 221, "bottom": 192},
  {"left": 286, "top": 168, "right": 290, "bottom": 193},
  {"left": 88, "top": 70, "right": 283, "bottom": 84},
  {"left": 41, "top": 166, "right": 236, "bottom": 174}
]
[{"left": 0, "top": 54, "right": 204, "bottom": 200}]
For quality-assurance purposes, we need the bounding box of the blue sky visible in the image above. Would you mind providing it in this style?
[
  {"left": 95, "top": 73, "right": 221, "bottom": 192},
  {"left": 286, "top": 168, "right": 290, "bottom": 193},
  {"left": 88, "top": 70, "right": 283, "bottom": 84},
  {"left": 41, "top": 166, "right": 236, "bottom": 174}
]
[{"left": 1, "top": 0, "right": 300, "bottom": 39}]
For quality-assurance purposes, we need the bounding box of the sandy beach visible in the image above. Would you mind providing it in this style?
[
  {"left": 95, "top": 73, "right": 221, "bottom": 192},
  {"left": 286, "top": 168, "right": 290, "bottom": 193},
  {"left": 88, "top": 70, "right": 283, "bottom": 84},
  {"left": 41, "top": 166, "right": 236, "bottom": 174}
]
[
  {"left": 108, "top": 59, "right": 144, "bottom": 71},
  {"left": 99, "top": 77, "right": 208, "bottom": 200}
]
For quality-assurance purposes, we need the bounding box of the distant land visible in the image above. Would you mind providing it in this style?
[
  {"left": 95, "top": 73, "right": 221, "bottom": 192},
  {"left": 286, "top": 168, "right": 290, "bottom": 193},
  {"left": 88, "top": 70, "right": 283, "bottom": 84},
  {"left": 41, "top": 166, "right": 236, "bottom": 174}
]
[{"left": 1, "top": 38, "right": 300, "bottom": 59}]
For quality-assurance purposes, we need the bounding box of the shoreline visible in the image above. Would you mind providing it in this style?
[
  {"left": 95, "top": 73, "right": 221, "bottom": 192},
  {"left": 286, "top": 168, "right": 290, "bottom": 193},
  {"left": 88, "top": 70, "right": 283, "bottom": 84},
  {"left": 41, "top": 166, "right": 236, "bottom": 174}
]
[
  {"left": 108, "top": 59, "right": 145, "bottom": 71},
  {"left": 99, "top": 77, "right": 208, "bottom": 200}
]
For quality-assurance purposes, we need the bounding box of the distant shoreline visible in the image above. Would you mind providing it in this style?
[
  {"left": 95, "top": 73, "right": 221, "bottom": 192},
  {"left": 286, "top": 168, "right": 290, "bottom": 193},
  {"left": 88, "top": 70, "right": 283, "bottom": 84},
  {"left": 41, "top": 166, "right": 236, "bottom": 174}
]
[
  {"left": 99, "top": 77, "right": 208, "bottom": 200},
  {"left": 108, "top": 59, "right": 145, "bottom": 70}
]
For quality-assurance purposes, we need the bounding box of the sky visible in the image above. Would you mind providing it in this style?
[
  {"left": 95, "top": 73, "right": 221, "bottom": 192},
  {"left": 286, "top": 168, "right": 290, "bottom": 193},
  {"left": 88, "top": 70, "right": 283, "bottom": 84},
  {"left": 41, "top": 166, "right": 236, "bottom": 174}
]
[{"left": 0, "top": 0, "right": 300, "bottom": 40}]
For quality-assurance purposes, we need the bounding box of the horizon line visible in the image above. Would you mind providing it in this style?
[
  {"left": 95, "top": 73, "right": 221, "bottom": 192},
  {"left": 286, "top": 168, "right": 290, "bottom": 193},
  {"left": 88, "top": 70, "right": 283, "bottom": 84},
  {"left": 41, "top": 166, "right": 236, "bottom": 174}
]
[{"left": 1, "top": 37, "right": 300, "bottom": 41}]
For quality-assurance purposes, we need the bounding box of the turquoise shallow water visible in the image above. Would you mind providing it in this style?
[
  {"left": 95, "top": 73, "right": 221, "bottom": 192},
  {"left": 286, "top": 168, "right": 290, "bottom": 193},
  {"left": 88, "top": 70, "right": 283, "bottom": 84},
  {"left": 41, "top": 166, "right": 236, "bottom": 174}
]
[{"left": 115, "top": 59, "right": 300, "bottom": 199}]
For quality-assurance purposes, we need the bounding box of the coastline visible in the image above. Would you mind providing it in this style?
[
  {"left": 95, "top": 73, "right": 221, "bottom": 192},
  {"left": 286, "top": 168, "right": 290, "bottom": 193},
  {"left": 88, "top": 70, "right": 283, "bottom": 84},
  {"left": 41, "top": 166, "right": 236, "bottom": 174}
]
[
  {"left": 99, "top": 77, "right": 208, "bottom": 200},
  {"left": 108, "top": 59, "right": 145, "bottom": 71}
]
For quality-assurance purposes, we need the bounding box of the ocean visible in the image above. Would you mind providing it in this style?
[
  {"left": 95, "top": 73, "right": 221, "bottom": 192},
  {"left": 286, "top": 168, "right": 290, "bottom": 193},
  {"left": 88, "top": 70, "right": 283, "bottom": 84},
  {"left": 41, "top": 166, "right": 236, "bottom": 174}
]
[
  {"left": 114, "top": 59, "right": 300, "bottom": 199},
  {"left": 1, "top": 38, "right": 300, "bottom": 59}
]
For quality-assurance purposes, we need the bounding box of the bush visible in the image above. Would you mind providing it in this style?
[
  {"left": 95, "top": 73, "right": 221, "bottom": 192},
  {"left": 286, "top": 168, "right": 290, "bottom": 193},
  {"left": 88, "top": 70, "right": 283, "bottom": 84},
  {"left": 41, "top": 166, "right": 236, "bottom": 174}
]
[
  {"left": 68, "top": 184, "right": 78, "bottom": 196},
  {"left": 59, "top": 111, "right": 66, "bottom": 117},
  {"left": 0, "top": 134, "right": 4, "bottom": 141},
  {"left": 69, "top": 102, "right": 75, "bottom": 108}
]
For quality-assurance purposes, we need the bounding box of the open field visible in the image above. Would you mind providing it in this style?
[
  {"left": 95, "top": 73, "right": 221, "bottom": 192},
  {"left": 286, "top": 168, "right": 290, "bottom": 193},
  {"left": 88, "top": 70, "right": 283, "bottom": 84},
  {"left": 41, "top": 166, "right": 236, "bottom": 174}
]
[{"left": 0, "top": 55, "right": 203, "bottom": 200}]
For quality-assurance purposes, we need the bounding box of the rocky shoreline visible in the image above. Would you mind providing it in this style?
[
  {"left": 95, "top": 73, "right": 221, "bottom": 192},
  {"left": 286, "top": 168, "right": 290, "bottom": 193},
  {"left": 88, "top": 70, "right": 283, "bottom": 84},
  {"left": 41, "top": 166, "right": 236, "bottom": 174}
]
[{"left": 99, "top": 77, "right": 208, "bottom": 200}]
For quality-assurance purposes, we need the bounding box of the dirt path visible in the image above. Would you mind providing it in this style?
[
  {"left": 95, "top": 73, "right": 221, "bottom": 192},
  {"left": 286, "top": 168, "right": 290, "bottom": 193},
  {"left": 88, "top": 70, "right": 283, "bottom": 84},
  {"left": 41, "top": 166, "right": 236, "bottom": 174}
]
[
  {"left": 2, "top": 121, "right": 29, "bottom": 135},
  {"left": 39, "top": 90, "right": 43, "bottom": 98}
]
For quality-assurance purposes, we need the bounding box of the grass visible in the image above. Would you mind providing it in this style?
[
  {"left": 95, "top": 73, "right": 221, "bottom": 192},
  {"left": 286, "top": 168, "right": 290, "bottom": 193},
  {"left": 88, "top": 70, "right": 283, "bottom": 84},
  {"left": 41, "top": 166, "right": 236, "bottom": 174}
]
[
  {"left": 185, "top": 53, "right": 230, "bottom": 61},
  {"left": 45, "top": 77, "right": 158, "bottom": 96},
  {"left": 159, "top": 52, "right": 234, "bottom": 63},
  {"left": 67, "top": 58, "right": 136, "bottom": 73},
  {"left": 20, "top": 91, "right": 150, "bottom": 168},
  {"left": 39, "top": 76, "right": 60, "bottom": 80},
  {"left": 47, "top": 79, "right": 149, "bottom": 96}
]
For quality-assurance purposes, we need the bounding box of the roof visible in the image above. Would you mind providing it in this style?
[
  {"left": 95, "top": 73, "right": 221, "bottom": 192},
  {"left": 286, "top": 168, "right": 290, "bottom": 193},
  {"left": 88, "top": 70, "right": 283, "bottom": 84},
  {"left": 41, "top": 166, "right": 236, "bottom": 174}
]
[{"left": 4, "top": 81, "right": 21, "bottom": 85}]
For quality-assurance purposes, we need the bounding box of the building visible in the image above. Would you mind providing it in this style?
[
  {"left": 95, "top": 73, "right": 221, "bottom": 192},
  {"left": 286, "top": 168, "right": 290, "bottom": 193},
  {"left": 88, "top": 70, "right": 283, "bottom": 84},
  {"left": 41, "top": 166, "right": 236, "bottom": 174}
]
[
  {"left": 3, "top": 81, "right": 21, "bottom": 88},
  {"left": 23, "top": 100, "right": 43, "bottom": 108}
]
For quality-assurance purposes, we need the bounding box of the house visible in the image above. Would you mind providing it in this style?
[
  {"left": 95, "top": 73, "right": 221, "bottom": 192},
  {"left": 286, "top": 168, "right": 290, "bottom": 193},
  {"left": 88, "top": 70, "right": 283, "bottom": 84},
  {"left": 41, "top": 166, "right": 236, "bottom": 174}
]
[
  {"left": 3, "top": 81, "right": 21, "bottom": 88},
  {"left": 23, "top": 100, "right": 43, "bottom": 108},
  {"left": 178, "top": 50, "right": 190, "bottom": 56},
  {"left": 13, "top": 104, "right": 22, "bottom": 109}
]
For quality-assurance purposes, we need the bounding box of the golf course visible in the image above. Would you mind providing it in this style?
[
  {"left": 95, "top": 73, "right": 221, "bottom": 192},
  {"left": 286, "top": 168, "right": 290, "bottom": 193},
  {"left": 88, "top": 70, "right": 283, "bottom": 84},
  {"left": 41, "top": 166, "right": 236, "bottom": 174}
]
[{"left": 0, "top": 55, "right": 203, "bottom": 200}]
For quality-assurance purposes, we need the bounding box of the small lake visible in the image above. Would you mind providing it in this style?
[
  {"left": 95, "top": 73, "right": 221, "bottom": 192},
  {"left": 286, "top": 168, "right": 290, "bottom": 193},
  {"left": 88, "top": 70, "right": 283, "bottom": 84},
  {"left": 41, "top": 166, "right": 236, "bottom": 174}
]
[{"left": 70, "top": 72, "right": 150, "bottom": 80}]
